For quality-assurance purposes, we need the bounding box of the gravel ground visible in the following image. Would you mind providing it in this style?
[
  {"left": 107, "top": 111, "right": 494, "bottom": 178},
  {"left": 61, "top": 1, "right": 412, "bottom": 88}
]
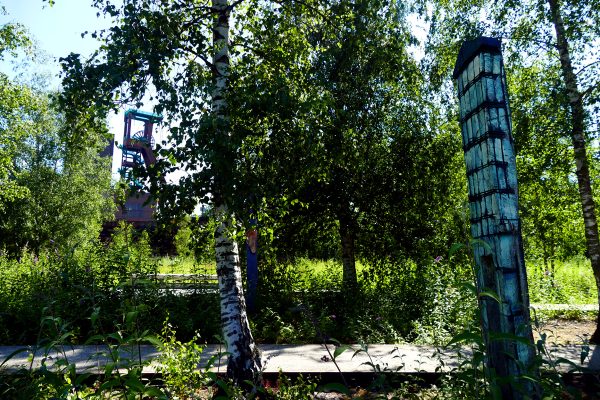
[{"left": 533, "top": 318, "right": 596, "bottom": 345}]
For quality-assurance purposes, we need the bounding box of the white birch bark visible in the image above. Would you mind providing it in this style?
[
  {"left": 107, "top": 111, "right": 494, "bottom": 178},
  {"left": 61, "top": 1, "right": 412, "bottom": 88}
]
[
  {"left": 214, "top": 207, "right": 262, "bottom": 383},
  {"left": 212, "top": 0, "right": 262, "bottom": 383}
]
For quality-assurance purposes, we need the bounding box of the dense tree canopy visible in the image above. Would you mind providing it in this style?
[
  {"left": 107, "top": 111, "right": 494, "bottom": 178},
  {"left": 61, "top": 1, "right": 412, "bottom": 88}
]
[
  {"left": 0, "top": 20, "right": 114, "bottom": 255},
  {"left": 227, "top": 0, "right": 469, "bottom": 282}
]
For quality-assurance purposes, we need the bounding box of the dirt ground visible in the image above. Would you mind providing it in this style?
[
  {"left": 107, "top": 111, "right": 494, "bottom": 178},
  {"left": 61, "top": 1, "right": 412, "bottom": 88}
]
[{"left": 534, "top": 318, "right": 597, "bottom": 345}]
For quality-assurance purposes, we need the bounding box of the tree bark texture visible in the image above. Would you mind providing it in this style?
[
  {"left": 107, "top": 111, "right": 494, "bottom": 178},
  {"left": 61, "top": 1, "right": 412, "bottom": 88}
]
[
  {"left": 212, "top": 0, "right": 262, "bottom": 383},
  {"left": 339, "top": 212, "right": 358, "bottom": 288},
  {"left": 215, "top": 209, "right": 262, "bottom": 384},
  {"left": 548, "top": 0, "right": 600, "bottom": 343}
]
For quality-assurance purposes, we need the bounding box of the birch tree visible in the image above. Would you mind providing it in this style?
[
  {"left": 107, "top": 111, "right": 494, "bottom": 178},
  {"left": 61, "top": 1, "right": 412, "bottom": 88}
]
[
  {"left": 57, "top": 0, "right": 268, "bottom": 383},
  {"left": 211, "top": 0, "right": 261, "bottom": 383},
  {"left": 546, "top": 0, "right": 600, "bottom": 342}
]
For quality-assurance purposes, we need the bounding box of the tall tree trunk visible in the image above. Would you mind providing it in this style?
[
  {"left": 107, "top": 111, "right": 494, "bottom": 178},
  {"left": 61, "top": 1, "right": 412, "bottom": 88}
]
[
  {"left": 212, "top": 0, "right": 262, "bottom": 382},
  {"left": 215, "top": 207, "right": 262, "bottom": 384},
  {"left": 339, "top": 210, "right": 357, "bottom": 288},
  {"left": 548, "top": 0, "right": 600, "bottom": 343}
]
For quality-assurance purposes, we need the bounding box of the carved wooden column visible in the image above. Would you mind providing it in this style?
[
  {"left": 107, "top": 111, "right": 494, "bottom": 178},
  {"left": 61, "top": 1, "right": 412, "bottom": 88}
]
[{"left": 453, "top": 37, "right": 538, "bottom": 399}]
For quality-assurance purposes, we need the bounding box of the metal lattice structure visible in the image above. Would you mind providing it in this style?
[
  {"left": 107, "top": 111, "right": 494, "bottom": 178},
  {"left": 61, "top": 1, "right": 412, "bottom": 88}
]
[{"left": 116, "top": 109, "right": 162, "bottom": 223}]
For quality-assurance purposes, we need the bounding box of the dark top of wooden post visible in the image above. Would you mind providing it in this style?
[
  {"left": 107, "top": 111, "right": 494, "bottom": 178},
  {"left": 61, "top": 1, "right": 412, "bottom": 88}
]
[{"left": 453, "top": 37, "right": 501, "bottom": 79}]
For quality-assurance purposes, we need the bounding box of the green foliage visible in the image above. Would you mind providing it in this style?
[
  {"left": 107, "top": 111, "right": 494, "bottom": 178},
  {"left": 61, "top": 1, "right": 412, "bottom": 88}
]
[
  {"left": 262, "top": 374, "right": 318, "bottom": 399},
  {"left": 249, "top": 254, "right": 476, "bottom": 345},
  {"left": 509, "top": 60, "right": 586, "bottom": 263},
  {"left": 227, "top": 0, "right": 469, "bottom": 283},
  {"left": 158, "top": 319, "right": 213, "bottom": 399},
  {"left": 0, "top": 17, "right": 32, "bottom": 61},
  {"left": 174, "top": 218, "right": 194, "bottom": 259},
  {"left": 191, "top": 213, "right": 218, "bottom": 264},
  {"left": 410, "top": 259, "right": 478, "bottom": 345},
  {"left": 0, "top": 11, "right": 113, "bottom": 256},
  {"left": 528, "top": 256, "right": 598, "bottom": 305},
  {"left": 0, "top": 300, "right": 168, "bottom": 400},
  {"left": 56, "top": 0, "right": 468, "bottom": 288},
  {"left": 0, "top": 58, "right": 114, "bottom": 256},
  {"left": 0, "top": 225, "right": 221, "bottom": 345}
]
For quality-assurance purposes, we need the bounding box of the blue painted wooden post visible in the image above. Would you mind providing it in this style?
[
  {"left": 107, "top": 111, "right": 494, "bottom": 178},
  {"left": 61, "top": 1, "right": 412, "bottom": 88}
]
[
  {"left": 453, "top": 37, "right": 538, "bottom": 399},
  {"left": 246, "top": 213, "right": 258, "bottom": 313}
]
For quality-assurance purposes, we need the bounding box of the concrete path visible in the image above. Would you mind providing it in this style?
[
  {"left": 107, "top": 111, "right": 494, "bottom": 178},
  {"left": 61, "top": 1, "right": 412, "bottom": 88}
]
[
  {"left": 0, "top": 343, "right": 597, "bottom": 375},
  {"left": 530, "top": 303, "right": 597, "bottom": 311}
]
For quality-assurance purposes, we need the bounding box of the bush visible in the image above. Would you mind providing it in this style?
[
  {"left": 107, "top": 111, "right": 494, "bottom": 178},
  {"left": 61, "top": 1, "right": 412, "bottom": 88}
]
[{"left": 0, "top": 222, "right": 221, "bottom": 345}]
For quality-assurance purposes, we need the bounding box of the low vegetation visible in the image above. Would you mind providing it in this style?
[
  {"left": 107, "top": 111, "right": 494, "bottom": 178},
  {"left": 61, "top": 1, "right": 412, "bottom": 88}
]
[{"left": 0, "top": 215, "right": 596, "bottom": 398}]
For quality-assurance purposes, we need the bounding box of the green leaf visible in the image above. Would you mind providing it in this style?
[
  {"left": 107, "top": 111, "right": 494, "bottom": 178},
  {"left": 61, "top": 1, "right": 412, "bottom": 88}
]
[
  {"left": 446, "top": 331, "right": 483, "bottom": 347},
  {"left": 469, "top": 238, "right": 492, "bottom": 252},
  {"left": 459, "top": 281, "right": 478, "bottom": 295},
  {"left": 580, "top": 345, "right": 590, "bottom": 364},
  {"left": 333, "top": 344, "right": 352, "bottom": 359},
  {"left": 140, "top": 334, "right": 162, "bottom": 347},
  {"left": 448, "top": 242, "right": 465, "bottom": 257},
  {"left": 84, "top": 334, "right": 106, "bottom": 344},
  {"left": 125, "top": 311, "right": 138, "bottom": 325},
  {"left": 144, "top": 386, "right": 166, "bottom": 397},
  {"left": 0, "top": 347, "right": 30, "bottom": 369},
  {"left": 478, "top": 289, "right": 501, "bottom": 303}
]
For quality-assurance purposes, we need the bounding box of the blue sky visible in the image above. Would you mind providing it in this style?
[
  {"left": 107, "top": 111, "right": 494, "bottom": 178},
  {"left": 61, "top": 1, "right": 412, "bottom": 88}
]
[
  {"left": 0, "top": 0, "right": 114, "bottom": 81},
  {"left": 0, "top": 0, "right": 145, "bottom": 179}
]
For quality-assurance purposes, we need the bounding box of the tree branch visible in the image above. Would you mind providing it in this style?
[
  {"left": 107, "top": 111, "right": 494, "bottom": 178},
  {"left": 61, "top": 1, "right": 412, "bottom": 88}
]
[
  {"left": 182, "top": 46, "right": 217, "bottom": 74},
  {"left": 576, "top": 60, "right": 600, "bottom": 77}
]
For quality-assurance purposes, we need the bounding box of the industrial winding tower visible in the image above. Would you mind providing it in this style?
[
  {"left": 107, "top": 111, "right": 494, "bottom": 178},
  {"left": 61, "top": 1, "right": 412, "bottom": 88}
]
[{"left": 114, "top": 109, "right": 162, "bottom": 226}]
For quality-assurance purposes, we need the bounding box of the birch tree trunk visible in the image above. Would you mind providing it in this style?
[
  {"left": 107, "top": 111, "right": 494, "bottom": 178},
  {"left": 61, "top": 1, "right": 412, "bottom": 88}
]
[
  {"left": 548, "top": 0, "right": 600, "bottom": 343},
  {"left": 212, "top": 0, "right": 262, "bottom": 382},
  {"left": 214, "top": 208, "right": 262, "bottom": 383}
]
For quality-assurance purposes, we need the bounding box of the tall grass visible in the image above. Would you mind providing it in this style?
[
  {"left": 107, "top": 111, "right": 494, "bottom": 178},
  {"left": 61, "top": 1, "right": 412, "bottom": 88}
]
[
  {"left": 157, "top": 257, "right": 215, "bottom": 275},
  {"left": 527, "top": 256, "right": 598, "bottom": 304},
  {"left": 3, "top": 234, "right": 595, "bottom": 347}
]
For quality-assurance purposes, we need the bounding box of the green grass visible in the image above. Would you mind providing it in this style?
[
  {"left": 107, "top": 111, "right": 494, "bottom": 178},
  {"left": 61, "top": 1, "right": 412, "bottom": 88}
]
[
  {"left": 527, "top": 256, "right": 598, "bottom": 304},
  {"left": 157, "top": 254, "right": 598, "bottom": 307},
  {"left": 157, "top": 257, "right": 216, "bottom": 275},
  {"left": 156, "top": 256, "right": 369, "bottom": 279},
  {"left": 289, "top": 258, "right": 370, "bottom": 278}
]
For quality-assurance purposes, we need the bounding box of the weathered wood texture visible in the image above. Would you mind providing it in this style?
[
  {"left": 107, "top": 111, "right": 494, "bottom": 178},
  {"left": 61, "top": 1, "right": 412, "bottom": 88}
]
[{"left": 454, "top": 37, "right": 537, "bottom": 399}]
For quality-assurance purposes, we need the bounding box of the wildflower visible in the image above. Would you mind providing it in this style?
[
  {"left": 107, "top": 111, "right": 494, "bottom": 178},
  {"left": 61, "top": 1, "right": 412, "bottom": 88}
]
[{"left": 434, "top": 256, "right": 443, "bottom": 263}]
